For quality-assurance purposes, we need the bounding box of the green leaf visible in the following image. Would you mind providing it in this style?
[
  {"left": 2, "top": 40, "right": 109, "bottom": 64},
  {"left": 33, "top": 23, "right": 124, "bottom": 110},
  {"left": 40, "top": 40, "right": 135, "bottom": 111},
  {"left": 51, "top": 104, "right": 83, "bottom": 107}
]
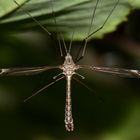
[
  {"left": 0, "top": 0, "right": 139, "bottom": 39},
  {"left": 130, "top": 0, "right": 140, "bottom": 8},
  {"left": 0, "top": 0, "right": 28, "bottom": 18}
]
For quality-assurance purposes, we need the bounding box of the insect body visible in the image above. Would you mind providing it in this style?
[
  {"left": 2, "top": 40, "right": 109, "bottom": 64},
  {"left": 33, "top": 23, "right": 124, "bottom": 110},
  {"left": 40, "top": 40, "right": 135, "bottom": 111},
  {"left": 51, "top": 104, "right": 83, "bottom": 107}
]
[
  {"left": 61, "top": 53, "right": 78, "bottom": 131},
  {"left": 0, "top": 51, "right": 140, "bottom": 132}
]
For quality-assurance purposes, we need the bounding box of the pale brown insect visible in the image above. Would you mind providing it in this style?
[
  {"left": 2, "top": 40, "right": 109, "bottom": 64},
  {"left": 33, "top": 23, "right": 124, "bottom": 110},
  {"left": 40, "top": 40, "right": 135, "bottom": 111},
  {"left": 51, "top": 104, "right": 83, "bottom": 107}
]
[{"left": 0, "top": 0, "right": 139, "bottom": 131}]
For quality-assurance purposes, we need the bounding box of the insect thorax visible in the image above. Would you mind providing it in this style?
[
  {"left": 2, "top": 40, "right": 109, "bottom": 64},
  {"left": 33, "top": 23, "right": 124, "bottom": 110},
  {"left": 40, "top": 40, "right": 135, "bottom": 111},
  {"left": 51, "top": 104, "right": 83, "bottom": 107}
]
[{"left": 61, "top": 53, "right": 79, "bottom": 77}]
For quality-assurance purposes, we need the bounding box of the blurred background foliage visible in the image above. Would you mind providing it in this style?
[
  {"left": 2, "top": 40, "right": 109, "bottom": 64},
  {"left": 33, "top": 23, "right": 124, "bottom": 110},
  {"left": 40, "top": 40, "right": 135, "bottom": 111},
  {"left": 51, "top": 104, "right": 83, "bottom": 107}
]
[{"left": 0, "top": 0, "right": 140, "bottom": 140}]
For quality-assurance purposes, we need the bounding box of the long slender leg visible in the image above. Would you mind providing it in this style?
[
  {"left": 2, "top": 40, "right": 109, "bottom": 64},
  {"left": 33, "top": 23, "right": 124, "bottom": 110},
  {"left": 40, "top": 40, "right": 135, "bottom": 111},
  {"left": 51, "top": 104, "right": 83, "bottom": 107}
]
[
  {"left": 85, "top": 0, "right": 119, "bottom": 41},
  {"left": 24, "top": 76, "right": 65, "bottom": 102},
  {"left": 14, "top": 0, "right": 64, "bottom": 60},
  {"left": 60, "top": 33, "right": 68, "bottom": 54},
  {"left": 73, "top": 77, "right": 104, "bottom": 103},
  {"left": 14, "top": 0, "right": 51, "bottom": 36},
  {"left": 76, "top": 0, "right": 120, "bottom": 63},
  {"left": 50, "top": 0, "right": 68, "bottom": 56},
  {"left": 50, "top": 0, "right": 64, "bottom": 58},
  {"left": 79, "top": 65, "right": 140, "bottom": 78},
  {"left": 0, "top": 66, "right": 59, "bottom": 76},
  {"left": 75, "top": 0, "right": 100, "bottom": 62},
  {"left": 68, "top": 32, "right": 74, "bottom": 54}
]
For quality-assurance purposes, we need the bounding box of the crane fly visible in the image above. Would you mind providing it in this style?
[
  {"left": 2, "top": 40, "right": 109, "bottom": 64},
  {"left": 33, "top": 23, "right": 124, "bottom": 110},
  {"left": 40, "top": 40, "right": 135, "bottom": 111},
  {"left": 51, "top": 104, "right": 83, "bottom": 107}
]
[{"left": 0, "top": 0, "right": 140, "bottom": 131}]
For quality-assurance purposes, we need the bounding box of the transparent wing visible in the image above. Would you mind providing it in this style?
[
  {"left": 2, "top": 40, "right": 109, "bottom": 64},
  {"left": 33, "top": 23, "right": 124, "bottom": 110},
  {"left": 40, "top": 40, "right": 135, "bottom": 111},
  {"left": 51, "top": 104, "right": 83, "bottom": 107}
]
[
  {"left": 79, "top": 65, "right": 140, "bottom": 78},
  {"left": 0, "top": 65, "right": 60, "bottom": 76}
]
